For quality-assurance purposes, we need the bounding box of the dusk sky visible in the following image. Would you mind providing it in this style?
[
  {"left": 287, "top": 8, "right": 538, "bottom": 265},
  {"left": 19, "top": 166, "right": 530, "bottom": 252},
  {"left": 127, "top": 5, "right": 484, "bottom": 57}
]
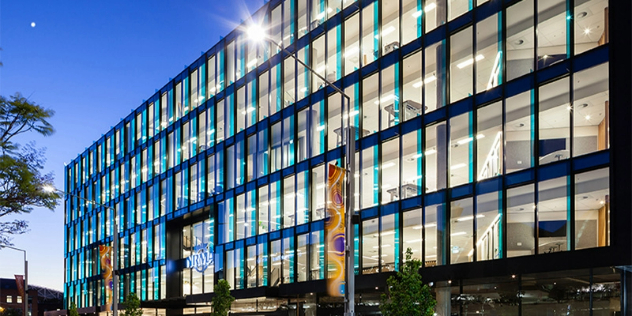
[{"left": 0, "top": 0, "right": 265, "bottom": 291}]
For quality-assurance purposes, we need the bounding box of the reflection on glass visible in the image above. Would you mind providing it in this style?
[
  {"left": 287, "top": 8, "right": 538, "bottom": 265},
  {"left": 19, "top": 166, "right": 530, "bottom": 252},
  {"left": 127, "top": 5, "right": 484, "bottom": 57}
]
[
  {"left": 449, "top": 113, "right": 472, "bottom": 187},
  {"left": 574, "top": 0, "right": 609, "bottom": 55},
  {"left": 381, "top": 138, "right": 400, "bottom": 204},
  {"left": 476, "top": 191, "right": 502, "bottom": 261},
  {"left": 381, "top": 214, "right": 399, "bottom": 272},
  {"left": 362, "top": 218, "right": 379, "bottom": 274},
  {"left": 573, "top": 63, "right": 609, "bottom": 157},
  {"left": 450, "top": 198, "right": 473, "bottom": 264},
  {"left": 575, "top": 168, "right": 609, "bottom": 250},
  {"left": 403, "top": 209, "right": 422, "bottom": 261},
  {"left": 477, "top": 102, "right": 503, "bottom": 181},
  {"left": 539, "top": 78, "right": 570, "bottom": 165},
  {"left": 507, "top": 184, "right": 535, "bottom": 258}
]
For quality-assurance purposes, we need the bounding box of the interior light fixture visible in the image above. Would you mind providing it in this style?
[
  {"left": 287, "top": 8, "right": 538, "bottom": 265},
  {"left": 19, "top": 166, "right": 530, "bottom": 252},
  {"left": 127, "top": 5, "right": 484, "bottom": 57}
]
[
  {"left": 455, "top": 214, "right": 485, "bottom": 222},
  {"left": 316, "top": 125, "right": 326, "bottom": 131},
  {"left": 457, "top": 54, "right": 485, "bottom": 69},
  {"left": 425, "top": 3, "right": 437, "bottom": 12},
  {"left": 584, "top": 28, "right": 591, "bottom": 35},
  {"left": 247, "top": 59, "right": 258, "bottom": 68},
  {"left": 425, "top": 149, "right": 437, "bottom": 156},
  {"left": 451, "top": 231, "right": 467, "bottom": 236},
  {"left": 374, "top": 94, "right": 395, "bottom": 105},
  {"left": 412, "top": 10, "right": 423, "bottom": 18},
  {"left": 375, "top": 26, "right": 396, "bottom": 39},
  {"left": 585, "top": 115, "right": 591, "bottom": 120},
  {"left": 450, "top": 163, "right": 466, "bottom": 170}
]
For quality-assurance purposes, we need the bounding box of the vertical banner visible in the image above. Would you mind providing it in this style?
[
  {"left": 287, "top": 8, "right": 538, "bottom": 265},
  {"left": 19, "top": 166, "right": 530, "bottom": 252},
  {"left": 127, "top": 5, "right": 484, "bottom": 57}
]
[
  {"left": 99, "top": 245, "right": 113, "bottom": 311},
  {"left": 325, "top": 164, "right": 345, "bottom": 297},
  {"left": 14, "top": 275, "right": 25, "bottom": 298}
]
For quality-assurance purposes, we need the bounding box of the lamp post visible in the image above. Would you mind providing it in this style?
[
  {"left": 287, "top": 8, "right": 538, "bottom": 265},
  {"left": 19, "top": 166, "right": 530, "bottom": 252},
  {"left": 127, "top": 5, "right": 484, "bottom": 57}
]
[
  {"left": 248, "top": 26, "right": 356, "bottom": 316},
  {"left": 0, "top": 245, "right": 28, "bottom": 316},
  {"left": 43, "top": 186, "right": 118, "bottom": 316}
]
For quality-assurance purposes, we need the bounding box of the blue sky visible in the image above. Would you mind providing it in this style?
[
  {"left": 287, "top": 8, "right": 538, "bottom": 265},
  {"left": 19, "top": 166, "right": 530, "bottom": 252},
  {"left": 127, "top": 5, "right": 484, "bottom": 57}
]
[{"left": 0, "top": 0, "right": 264, "bottom": 291}]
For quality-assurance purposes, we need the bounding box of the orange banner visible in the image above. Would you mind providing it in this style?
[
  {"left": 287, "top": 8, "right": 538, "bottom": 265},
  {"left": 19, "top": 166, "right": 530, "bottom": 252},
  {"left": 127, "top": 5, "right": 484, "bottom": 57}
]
[
  {"left": 325, "top": 164, "right": 345, "bottom": 297},
  {"left": 99, "top": 245, "right": 113, "bottom": 311}
]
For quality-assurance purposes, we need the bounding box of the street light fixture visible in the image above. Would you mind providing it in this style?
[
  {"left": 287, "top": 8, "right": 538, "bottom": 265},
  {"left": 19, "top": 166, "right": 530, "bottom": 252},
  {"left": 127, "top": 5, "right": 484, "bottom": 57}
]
[
  {"left": 0, "top": 245, "right": 27, "bottom": 316},
  {"left": 247, "top": 25, "right": 357, "bottom": 316},
  {"left": 42, "top": 186, "right": 118, "bottom": 316}
]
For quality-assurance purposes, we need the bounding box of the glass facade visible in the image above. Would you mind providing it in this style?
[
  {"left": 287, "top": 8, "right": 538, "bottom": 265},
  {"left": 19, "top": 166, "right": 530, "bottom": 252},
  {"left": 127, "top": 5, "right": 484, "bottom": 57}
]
[{"left": 64, "top": 0, "right": 628, "bottom": 315}]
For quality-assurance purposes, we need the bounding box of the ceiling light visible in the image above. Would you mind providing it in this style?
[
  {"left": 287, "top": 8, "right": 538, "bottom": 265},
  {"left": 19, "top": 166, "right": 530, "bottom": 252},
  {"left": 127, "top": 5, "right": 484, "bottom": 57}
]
[
  {"left": 451, "top": 231, "right": 467, "bottom": 236},
  {"left": 514, "top": 39, "right": 524, "bottom": 46},
  {"left": 412, "top": 10, "right": 423, "bottom": 18},
  {"left": 247, "top": 59, "right": 257, "bottom": 68},
  {"left": 425, "top": 75, "right": 437, "bottom": 84},
  {"left": 584, "top": 28, "right": 591, "bottom": 35},
  {"left": 425, "top": 149, "right": 437, "bottom": 156},
  {"left": 412, "top": 80, "right": 424, "bottom": 88},
  {"left": 425, "top": 3, "right": 437, "bottom": 12},
  {"left": 316, "top": 125, "right": 326, "bottom": 131},
  {"left": 405, "top": 239, "right": 423, "bottom": 243},
  {"left": 577, "top": 11, "right": 588, "bottom": 19},
  {"left": 456, "top": 55, "right": 484, "bottom": 69},
  {"left": 375, "top": 26, "right": 396, "bottom": 39},
  {"left": 456, "top": 214, "right": 485, "bottom": 222},
  {"left": 457, "top": 137, "right": 474, "bottom": 145},
  {"left": 585, "top": 115, "right": 591, "bottom": 120},
  {"left": 315, "top": 65, "right": 326, "bottom": 73},
  {"left": 450, "top": 163, "right": 466, "bottom": 170}
]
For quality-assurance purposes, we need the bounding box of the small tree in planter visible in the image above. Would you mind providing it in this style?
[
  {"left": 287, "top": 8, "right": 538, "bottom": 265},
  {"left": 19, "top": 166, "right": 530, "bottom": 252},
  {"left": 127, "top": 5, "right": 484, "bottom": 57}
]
[
  {"left": 68, "top": 302, "right": 78, "bottom": 316},
  {"left": 124, "top": 293, "right": 143, "bottom": 316},
  {"left": 211, "top": 280, "right": 235, "bottom": 316},
  {"left": 380, "top": 248, "right": 436, "bottom": 316}
]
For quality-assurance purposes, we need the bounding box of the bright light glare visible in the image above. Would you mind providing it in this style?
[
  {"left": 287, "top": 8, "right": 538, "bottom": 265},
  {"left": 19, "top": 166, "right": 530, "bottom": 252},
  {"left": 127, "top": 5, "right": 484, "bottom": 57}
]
[
  {"left": 43, "top": 185, "right": 56, "bottom": 193},
  {"left": 248, "top": 26, "right": 266, "bottom": 42}
]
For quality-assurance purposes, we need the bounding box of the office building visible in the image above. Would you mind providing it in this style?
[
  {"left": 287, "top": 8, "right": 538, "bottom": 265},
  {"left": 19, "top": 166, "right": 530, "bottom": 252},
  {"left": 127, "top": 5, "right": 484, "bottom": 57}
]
[{"left": 64, "top": 0, "right": 632, "bottom": 314}]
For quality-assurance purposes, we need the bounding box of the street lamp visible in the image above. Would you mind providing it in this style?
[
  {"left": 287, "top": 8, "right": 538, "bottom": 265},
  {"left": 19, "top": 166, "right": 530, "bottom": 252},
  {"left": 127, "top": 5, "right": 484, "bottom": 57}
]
[
  {"left": 42, "top": 186, "right": 118, "bottom": 316},
  {"left": 247, "top": 25, "right": 357, "bottom": 316},
  {"left": 0, "top": 245, "right": 27, "bottom": 316}
]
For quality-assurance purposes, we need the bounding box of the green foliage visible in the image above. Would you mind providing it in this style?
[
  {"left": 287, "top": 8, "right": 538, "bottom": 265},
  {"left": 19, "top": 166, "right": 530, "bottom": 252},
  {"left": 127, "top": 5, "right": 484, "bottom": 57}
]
[
  {"left": 124, "top": 292, "right": 143, "bottom": 316},
  {"left": 380, "top": 248, "right": 436, "bottom": 316},
  {"left": 1, "top": 307, "right": 22, "bottom": 316},
  {"left": 0, "top": 93, "right": 59, "bottom": 246},
  {"left": 68, "top": 302, "right": 78, "bottom": 316},
  {"left": 211, "top": 279, "right": 235, "bottom": 316}
]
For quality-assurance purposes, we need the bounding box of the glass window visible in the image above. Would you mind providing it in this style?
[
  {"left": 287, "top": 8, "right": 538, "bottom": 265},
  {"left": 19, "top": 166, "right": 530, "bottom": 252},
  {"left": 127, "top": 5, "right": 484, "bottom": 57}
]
[
  {"left": 381, "top": 138, "right": 400, "bottom": 204},
  {"left": 284, "top": 57, "right": 296, "bottom": 107},
  {"left": 476, "top": 191, "right": 502, "bottom": 261},
  {"left": 271, "top": 122, "right": 282, "bottom": 173},
  {"left": 270, "top": 240, "right": 282, "bottom": 286},
  {"left": 476, "top": 13, "right": 502, "bottom": 93},
  {"left": 402, "top": 130, "right": 422, "bottom": 198},
  {"left": 538, "top": 176, "right": 569, "bottom": 254},
  {"left": 425, "top": 203, "right": 446, "bottom": 266},
  {"left": 362, "top": 218, "right": 379, "bottom": 274},
  {"left": 539, "top": 78, "right": 570, "bottom": 165},
  {"left": 283, "top": 116, "right": 295, "bottom": 168},
  {"left": 575, "top": 167, "right": 610, "bottom": 250},
  {"left": 310, "top": 0, "right": 326, "bottom": 30},
  {"left": 297, "top": 0, "right": 308, "bottom": 39},
  {"left": 237, "top": 86, "right": 246, "bottom": 133},
  {"left": 522, "top": 270, "right": 591, "bottom": 315},
  {"left": 448, "top": 114, "right": 472, "bottom": 188},
  {"left": 283, "top": 176, "right": 295, "bottom": 228},
  {"left": 507, "top": 184, "right": 535, "bottom": 258},
  {"left": 257, "top": 128, "right": 269, "bottom": 178},
  {"left": 271, "top": 5, "right": 283, "bottom": 53},
  {"left": 450, "top": 198, "right": 473, "bottom": 264},
  {"left": 297, "top": 45, "right": 310, "bottom": 102},
  {"left": 326, "top": 23, "right": 341, "bottom": 82},
  {"left": 361, "top": 2, "right": 378, "bottom": 66},
  {"left": 449, "top": 0, "right": 470, "bottom": 21},
  {"left": 270, "top": 180, "right": 282, "bottom": 231},
  {"left": 362, "top": 73, "right": 379, "bottom": 134},
  {"left": 381, "top": 213, "right": 399, "bottom": 272},
  {"left": 257, "top": 241, "right": 268, "bottom": 286},
  {"left": 574, "top": 0, "right": 609, "bottom": 55},
  {"left": 247, "top": 245, "right": 257, "bottom": 288},
  {"left": 361, "top": 145, "right": 378, "bottom": 208},
  {"left": 450, "top": 26, "right": 474, "bottom": 102},
  {"left": 380, "top": 63, "right": 400, "bottom": 129},
  {"left": 327, "top": 93, "right": 342, "bottom": 151},
  {"left": 296, "top": 170, "right": 309, "bottom": 225},
  {"left": 537, "top": 0, "right": 568, "bottom": 69},
  {"left": 312, "top": 36, "right": 326, "bottom": 92},
  {"left": 402, "top": 208, "right": 422, "bottom": 261},
  {"left": 477, "top": 102, "right": 503, "bottom": 181},
  {"left": 310, "top": 230, "right": 324, "bottom": 280},
  {"left": 259, "top": 71, "right": 270, "bottom": 120},
  {"left": 506, "top": 0, "right": 534, "bottom": 81},
  {"left": 270, "top": 63, "right": 282, "bottom": 114},
  {"left": 402, "top": 0, "right": 422, "bottom": 45},
  {"left": 311, "top": 99, "right": 325, "bottom": 157},
  {"left": 425, "top": 0, "right": 446, "bottom": 32},
  {"left": 425, "top": 122, "right": 447, "bottom": 192},
  {"left": 573, "top": 62, "right": 609, "bottom": 157},
  {"left": 344, "top": 14, "right": 360, "bottom": 76},
  {"left": 297, "top": 234, "right": 308, "bottom": 282},
  {"left": 424, "top": 41, "right": 446, "bottom": 112},
  {"left": 258, "top": 185, "right": 269, "bottom": 234},
  {"left": 380, "top": 0, "right": 400, "bottom": 55},
  {"left": 226, "top": 41, "right": 235, "bottom": 85},
  {"left": 311, "top": 164, "right": 326, "bottom": 220},
  {"left": 282, "top": 237, "right": 294, "bottom": 283},
  {"left": 236, "top": 194, "right": 246, "bottom": 240},
  {"left": 505, "top": 90, "right": 534, "bottom": 173},
  {"left": 402, "top": 51, "right": 423, "bottom": 122},
  {"left": 283, "top": 0, "right": 295, "bottom": 47}
]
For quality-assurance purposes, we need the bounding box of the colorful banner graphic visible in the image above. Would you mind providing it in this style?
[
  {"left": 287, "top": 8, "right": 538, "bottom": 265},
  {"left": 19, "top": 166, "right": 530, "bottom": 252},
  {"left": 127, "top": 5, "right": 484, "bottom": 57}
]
[
  {"left": 14, "top": 275, "right": 24, "bottom": 298},
  {"left": 99, "top": 245, "right": 113, "bottom": 311},
  {"left": 325, "top": 164, "right": 345, "bottom": 297}
]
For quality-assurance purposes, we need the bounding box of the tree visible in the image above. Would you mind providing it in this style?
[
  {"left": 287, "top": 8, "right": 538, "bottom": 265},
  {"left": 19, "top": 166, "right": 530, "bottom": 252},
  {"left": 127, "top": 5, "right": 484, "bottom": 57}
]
[
  {"left": 0, "top": 93, "right": 59, "bottom": 246},
  {"left": 124, "top": 292, "right": 143, "bottom": 316},
  {"left": 68, "top": 302, "right": 78, "bottom": 316},
  {"left": 211, "top": 279, "right": 235, "bottom": 316},
  {"left": 380, "top": 248, "right": 436, "bottom": 316}
]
